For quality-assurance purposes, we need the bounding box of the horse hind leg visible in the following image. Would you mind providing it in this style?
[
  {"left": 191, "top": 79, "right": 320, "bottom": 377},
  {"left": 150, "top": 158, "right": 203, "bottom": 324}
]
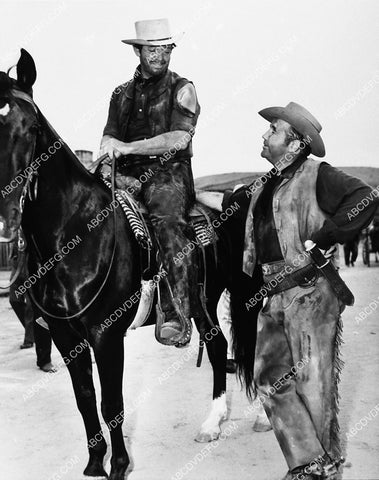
[
  {"left": 48, "top": 322, "right": 108, "bottom": 478},
  {"left": 92, "top": 332, "right": 129, "bottom": 480},
  {"left": 195, "top": 390, "right": 228, "bottom": 443},
  {"left": 194, "top": 302, "right": 228, "bottom": 443},
  {"left": 252, "top": 400, "right": 272, "bottom": 432}
]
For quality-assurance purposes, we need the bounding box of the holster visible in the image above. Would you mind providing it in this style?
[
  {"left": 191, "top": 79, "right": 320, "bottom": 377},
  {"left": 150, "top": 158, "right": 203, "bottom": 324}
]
[{"left": 262, "top": 262, "right": 319, "bottom": 296}]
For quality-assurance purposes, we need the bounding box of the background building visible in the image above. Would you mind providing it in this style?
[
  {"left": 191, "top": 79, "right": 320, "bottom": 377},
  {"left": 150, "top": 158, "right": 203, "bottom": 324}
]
[{"left": 75, "top": 150, "right": 93, "bottom": 170}]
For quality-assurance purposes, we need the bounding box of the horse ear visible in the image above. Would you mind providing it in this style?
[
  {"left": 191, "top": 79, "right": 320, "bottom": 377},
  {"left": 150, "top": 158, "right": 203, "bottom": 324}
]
[{"left": 16, "top": 48, "right": 37, "bottom": 91}]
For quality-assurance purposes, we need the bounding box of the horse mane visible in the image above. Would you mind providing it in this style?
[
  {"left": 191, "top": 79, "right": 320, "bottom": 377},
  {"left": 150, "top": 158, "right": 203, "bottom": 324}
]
[{"left": 36, "top": 107, "right": 99, "bottom": 183}]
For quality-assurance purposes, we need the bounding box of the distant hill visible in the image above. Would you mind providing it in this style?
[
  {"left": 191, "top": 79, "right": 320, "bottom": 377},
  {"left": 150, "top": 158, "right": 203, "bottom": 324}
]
[{"left": 195, "top": 166, "right": 379, "bottom": 192}]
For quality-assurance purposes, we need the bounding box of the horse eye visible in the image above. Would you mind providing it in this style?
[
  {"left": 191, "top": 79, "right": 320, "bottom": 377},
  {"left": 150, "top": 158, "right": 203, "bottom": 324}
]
[{"left": 0, "top": 101, "right": 10, "bottom": 116}]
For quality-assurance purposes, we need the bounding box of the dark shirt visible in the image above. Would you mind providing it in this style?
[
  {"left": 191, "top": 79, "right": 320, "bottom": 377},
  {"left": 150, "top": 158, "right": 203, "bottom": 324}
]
[
  {"left": 103, "top": 66, "right": 199, "bottom": 144},
  {"left": 223, "top": 157, "right": 379, "bottom": 263},
  {"left": 125, "top": 69, "right": 166, "bottom": 142}
]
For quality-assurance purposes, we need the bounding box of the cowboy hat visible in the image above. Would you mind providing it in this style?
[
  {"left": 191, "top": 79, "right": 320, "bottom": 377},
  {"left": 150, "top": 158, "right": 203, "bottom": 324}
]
[
  {"left": 258, "top": 102, "right": 325, "bottom": 157},
  {"left": 122, "top": 18, "right": 183, "bottom": 47}
]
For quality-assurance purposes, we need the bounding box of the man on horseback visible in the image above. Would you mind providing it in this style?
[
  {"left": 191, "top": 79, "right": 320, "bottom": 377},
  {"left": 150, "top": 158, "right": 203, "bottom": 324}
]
[
  {"left": 99, "top": 19, "right": 200, "bottom": 346},
  {"left": 221, "top": 102, "right": 379, "bottom": 479}
]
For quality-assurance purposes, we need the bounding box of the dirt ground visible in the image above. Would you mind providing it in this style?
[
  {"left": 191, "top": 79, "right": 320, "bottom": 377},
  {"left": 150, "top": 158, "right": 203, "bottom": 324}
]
[{"left": 0, "top": 249, "right": 378, "bottom": 480}]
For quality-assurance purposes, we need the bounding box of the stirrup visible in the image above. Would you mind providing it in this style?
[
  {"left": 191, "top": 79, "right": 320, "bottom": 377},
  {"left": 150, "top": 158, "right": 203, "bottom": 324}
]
[{"left": 155, "top": 300, "right": 192, "bottom": 347}]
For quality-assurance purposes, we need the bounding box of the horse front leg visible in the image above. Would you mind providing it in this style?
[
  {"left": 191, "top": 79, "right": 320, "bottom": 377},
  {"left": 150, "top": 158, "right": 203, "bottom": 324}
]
[
  {"left": 48, "top": 322, "right": 108, "bottom": 478},
  {"left": 93, "top": 331, "right": 129, "bottom": 480},
  {"left": 194, "top": 318, "right": 228, "bottom": 443}
]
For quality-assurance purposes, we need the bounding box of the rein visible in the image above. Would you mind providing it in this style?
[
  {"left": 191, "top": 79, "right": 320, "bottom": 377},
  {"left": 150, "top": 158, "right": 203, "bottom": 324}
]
[
  {"left": 1, "top": 89, "right": 120, "bottom": 320},
  {"left": 28, "top": 157, "right": 119, "bottom": 320}
]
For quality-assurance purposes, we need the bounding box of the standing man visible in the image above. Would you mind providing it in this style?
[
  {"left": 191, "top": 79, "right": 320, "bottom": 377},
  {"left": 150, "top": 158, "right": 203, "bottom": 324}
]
[
  {"left": 343, "top": 233, "right": 360, "bottom": 266},
  {"left": 9, "top": 242, "right": 34, "bottom": 349},
  {"left": 100, "top": 19, "right": 200, "bottom": 346},
  {"left": 222, "top": 102, "right": 378, "bottom": 479},
  {"left": 9, "top": 241, "right": 55, "bottom": 372}
]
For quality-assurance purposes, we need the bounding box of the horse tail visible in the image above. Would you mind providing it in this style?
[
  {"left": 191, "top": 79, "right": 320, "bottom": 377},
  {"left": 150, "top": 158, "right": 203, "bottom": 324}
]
[
  {"left": 229, "top": 270, "right": 263, "bottom": 400},
  {"left": 220, "top": 210, "right": 263, "bottom": 399}
]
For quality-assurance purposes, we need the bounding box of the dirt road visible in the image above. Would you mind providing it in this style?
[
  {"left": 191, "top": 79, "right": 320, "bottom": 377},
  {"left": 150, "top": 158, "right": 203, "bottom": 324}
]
[{"left": 0, "top": 253, "right": 378, "bottom": 480}]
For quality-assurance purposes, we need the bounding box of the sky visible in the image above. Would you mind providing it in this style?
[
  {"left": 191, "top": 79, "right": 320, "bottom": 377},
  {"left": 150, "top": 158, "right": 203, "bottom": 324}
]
[{"left": 1, "top": 0, "right": 379, "bottom": 178}]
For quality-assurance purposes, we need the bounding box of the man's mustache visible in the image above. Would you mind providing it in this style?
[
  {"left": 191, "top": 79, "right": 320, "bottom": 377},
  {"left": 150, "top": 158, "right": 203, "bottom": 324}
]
[{"left": 148, "top": 58, "right": 166, "bottom": 64}]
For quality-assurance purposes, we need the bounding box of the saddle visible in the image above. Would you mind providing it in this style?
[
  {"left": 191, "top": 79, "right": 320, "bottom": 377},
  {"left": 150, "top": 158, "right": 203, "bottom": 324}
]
[
  {"left": 101, "top": 174, "right": 217, "bottom": 250},
  {"left": 99, "top": 165, "right": 218, "bottom": 347}
]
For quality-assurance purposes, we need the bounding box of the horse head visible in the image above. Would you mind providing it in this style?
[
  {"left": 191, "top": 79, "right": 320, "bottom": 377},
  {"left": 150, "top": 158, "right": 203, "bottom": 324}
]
[{"left": 0, "top": 48, "right": 39, "bottom": 241}]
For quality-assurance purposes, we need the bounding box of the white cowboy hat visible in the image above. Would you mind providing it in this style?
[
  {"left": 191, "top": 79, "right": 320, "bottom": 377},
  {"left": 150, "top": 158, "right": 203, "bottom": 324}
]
[
  {"left": 121, "top": 18, "right": 183, "bottom": 47},
  {"left": 258, "top": 102, "right": 326, "bottom": 157}
]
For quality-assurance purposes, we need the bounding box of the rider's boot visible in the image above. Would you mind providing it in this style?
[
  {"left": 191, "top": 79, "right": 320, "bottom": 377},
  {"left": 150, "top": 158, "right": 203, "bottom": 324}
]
[{"left": 156, "top": 279, "right": 193, "bottom": 347}]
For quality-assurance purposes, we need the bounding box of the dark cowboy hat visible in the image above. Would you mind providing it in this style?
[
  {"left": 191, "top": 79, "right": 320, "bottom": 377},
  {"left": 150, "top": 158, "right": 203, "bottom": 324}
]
[
  {"left": 122, "top": 18, "right": 183, "bottom": 47},
  {"left": 258, "top": 102, "right": 326, "bottom": 157}
]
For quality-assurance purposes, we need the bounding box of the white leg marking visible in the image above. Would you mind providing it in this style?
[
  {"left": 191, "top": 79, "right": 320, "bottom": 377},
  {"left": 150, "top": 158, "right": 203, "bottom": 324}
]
[{"left": 195, "top": 393, "right": 228, "bottom": 442}]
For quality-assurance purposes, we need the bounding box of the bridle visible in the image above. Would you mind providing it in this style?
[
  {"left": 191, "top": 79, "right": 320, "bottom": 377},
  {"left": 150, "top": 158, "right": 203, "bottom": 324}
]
[
  {"left": 0, "top": 89, "right": 39, "bottom": 289},
  {"left": 0, "top": 88, "right": 120, "bottom": 321}
]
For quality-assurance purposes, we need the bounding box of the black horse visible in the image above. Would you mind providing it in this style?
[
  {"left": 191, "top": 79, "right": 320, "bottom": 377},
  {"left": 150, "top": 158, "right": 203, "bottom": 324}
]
[{"left": 0, "top": 49, "right": 263, "bottom": 479}]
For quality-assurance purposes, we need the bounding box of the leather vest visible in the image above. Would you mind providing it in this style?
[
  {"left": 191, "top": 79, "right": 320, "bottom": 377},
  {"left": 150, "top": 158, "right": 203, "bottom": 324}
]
[
  {"left": 114, "top": 69, "right": 195, "bottom": 158},
  {"left": 243, "top": 158, "right": 338, "bottom": 276}
]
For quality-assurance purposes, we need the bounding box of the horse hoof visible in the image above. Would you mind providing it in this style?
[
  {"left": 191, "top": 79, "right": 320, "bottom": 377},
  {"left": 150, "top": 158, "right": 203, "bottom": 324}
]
[
  {"left": 83, "top": 474, "right": 109, "bottom": 480},
  {"left": 253, "top": 415, "right": 272, "bottom": 432},
  {"left": 83, "top": 463, "right": 108, "bottom": 478},
  {"left": 108, "top": 456, "right": 130, "bottom": 480},
  {"left": 194, "top": 429, "right": 220, "bottom": 442}
]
